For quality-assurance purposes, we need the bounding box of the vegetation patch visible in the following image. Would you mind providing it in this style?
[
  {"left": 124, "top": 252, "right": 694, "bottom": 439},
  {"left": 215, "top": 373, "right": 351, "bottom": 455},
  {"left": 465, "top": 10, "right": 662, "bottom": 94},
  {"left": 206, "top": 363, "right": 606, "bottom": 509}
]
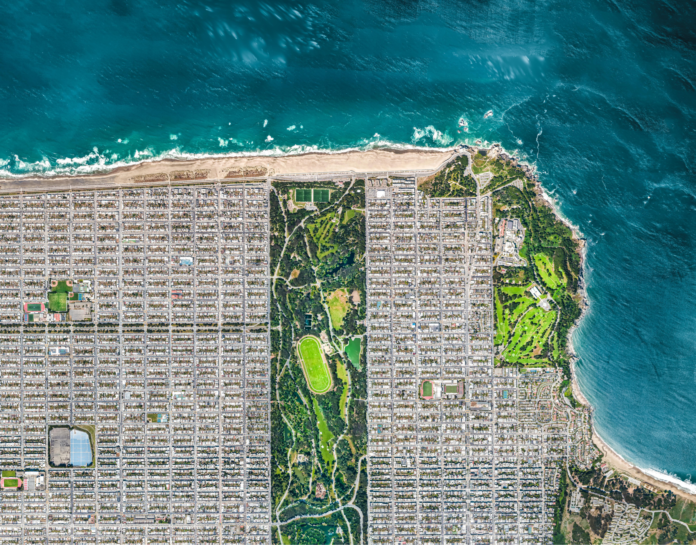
[
  {"left": 313, "top": 398, "right": 335, "bottom": 467},
  {"left": 472, "top": 151, "right": 527, "bottom": 193},
  {"left": 534, "top": 253, "right": 566, "bottom": 290},
  {"left": 493, "top": 177, "right": 582, "bottom": 378},
  {"left": 336, "top": 360, "right": 349, "bottom": 420},
  {"left": 419, "top": 155, "right": 476, "bottom": 197},
  {"left": 271, "top": 179, "right": 367, "bottom": 542}
]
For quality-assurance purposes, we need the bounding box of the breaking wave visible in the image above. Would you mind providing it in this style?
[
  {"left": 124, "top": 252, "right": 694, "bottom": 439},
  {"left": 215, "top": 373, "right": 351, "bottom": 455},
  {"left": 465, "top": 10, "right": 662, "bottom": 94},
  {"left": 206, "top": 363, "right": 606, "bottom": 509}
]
[{"left": 0, "top": 132, "right": 503, "bottom": 179}]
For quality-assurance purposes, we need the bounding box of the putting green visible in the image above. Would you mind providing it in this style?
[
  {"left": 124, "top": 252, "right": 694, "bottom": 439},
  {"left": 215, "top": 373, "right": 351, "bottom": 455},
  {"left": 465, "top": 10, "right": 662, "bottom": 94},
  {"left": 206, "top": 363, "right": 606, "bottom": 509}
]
[{"left": 298, "top": 336, "right": 332, "bottom": 394}]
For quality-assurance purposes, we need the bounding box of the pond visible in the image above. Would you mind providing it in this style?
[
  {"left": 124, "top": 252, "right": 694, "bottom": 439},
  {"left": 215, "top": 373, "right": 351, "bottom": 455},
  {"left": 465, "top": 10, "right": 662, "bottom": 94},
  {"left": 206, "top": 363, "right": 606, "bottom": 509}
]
[{"left": 344, "top": 337, "right": 362, "bottom": 368}]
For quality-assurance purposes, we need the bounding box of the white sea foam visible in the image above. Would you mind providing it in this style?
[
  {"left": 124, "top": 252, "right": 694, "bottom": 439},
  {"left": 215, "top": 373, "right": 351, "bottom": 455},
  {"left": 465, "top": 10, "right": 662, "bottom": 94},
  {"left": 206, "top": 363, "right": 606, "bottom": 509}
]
[
  {"left": 134, "top": 149, "right": 154, "bottom": 159},
  {"left": 412, "top": 125, "right": 454, "bottom": 146},
  {"left": 286, "top": 125, "right": 296, "bottom": 131},
  {"left": 263, "top": 119, "right": 268, "bottom": 128},
  {"left": 170, "top": 134, "right": 178, "bottom": 141},
  {"left": 265, "top": 135, "right": 274, "bottom": 142},
  {"left": 218, "top": 138, "right": 229, "bottom": 147},
  {"left": 642, "top": 468, "right": 696, "bottom": 495},
  {"left": 0, "top": 137, "right": 464, "bottom": 179}
]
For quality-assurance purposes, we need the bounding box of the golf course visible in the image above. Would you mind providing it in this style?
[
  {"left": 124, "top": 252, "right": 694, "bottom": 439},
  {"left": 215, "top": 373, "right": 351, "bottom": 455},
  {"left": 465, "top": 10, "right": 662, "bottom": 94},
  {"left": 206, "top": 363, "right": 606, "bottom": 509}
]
[{"left": 297, "top": 336, "right": 332, "bottom": 394}]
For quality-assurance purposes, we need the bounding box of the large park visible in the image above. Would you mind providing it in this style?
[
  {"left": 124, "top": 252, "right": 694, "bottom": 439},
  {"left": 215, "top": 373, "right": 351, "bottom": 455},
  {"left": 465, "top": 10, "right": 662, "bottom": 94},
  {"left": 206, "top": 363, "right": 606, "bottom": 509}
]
[{"left": 270, "top": 179, "right": 367, "bottom": 544}]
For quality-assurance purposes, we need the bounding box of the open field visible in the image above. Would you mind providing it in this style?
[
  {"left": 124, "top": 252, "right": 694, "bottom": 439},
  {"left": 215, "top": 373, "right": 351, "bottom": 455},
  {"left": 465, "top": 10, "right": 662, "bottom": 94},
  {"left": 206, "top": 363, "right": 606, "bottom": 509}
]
[
  {"left": 47, "top": 292, "right": 67, "bottom": 312},
  {"left": 297, "top": 336, "right": 332, "bottom": 394},
  {"left": 326, "top": 289, "right": 351, "bottom": 329}
]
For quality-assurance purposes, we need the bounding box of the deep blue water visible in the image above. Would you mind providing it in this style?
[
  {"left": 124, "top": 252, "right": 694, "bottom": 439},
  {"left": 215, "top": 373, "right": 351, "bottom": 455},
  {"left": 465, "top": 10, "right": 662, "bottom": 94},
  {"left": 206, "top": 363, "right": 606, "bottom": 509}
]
[{"left": 2, "top": 1, "right": 696, "bottom": 485}]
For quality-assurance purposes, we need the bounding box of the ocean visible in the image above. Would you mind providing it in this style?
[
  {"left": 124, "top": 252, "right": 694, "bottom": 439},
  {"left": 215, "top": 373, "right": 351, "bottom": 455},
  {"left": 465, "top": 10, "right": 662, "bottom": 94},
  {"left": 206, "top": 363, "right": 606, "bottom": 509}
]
[{"left": 1, "top": 0, "right": 695, "bottom": 487}]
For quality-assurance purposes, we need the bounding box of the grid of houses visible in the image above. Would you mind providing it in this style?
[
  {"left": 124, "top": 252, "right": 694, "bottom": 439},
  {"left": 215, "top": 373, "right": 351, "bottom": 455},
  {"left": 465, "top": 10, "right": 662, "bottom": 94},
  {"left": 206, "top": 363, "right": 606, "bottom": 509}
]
[
  {"left": 0, "top": 184, "right": 270, "bottom": 544},
  {"left": 365, "top": 177, "right": 563, "bottom": 545}
]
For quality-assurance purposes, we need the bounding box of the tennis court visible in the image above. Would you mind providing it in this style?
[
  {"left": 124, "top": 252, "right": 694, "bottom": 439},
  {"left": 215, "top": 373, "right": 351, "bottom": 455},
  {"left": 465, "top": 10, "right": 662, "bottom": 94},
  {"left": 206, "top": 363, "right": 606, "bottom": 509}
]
[
  {"left": 295, "top": 189, "right": 312, "bottom": 202},
  {"left": 70, "top": 429, "right": 92, "bottom": 467}
]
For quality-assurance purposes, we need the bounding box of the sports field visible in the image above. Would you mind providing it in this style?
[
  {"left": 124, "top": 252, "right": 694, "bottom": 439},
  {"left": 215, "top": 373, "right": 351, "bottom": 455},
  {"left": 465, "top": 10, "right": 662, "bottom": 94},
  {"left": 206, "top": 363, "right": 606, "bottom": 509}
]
[
  {"left": 295, "top": 189, "right": 312, "bottom": 202},
  {"left": 297, "top": 336, "right": 332, "bottom": 394},
  {"left": 294, "top": 188, "right": 330, "bottom": 203},
  {"left": 48, "top": 292, "right": 67, "bottom": 312}
]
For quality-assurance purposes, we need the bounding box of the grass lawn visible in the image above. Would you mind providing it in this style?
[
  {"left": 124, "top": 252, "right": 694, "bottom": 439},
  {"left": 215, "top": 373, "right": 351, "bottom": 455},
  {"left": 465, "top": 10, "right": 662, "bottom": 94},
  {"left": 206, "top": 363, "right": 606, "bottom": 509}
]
[
  {"left": 53, "top": 280, "right": 72, "bottom": 293},
  {"left": 298, "top": 336, "right": 332, "bottom": 394},
  {"left": 500, "top": 283, "right": 532, "bottom": 296},
  {"left": 503, "top": 307, "right": 556, "bottom": 363},
  {"left": 1, "top": 471, "right": 15, "bottom": 478},
  {"left": 326, "top": 288, "right": 351, "bottom": 329},
  {"left": 534, "top": 253, "right": 566, "bottom": 290},
  {"left": 47, "top": 292, "right": 68, "bottom": 313},
  {"left": 422, "top": 381, "right": 433, "bottom": 397},
  {"left": 308, "top": 212, "right": 339, "bottom": 259},
  {"left": 3, "top": 479, "right": 18, "bottom": 488},
  {"left": 342, "top": 208, "right": 356, "bottom": 224},
  {"left": 312, "top": 397, "right": 335, "bottom": 466},
  {"left": 313, "top": 189, "right": 330, "bottom": 202}
]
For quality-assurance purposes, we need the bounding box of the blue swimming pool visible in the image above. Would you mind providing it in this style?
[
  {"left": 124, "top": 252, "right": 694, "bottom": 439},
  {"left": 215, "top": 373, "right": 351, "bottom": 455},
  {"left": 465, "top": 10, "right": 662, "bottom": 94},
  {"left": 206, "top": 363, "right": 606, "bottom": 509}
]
[{"left": 70, "top": 430, "right": 92, "bottom": 467}]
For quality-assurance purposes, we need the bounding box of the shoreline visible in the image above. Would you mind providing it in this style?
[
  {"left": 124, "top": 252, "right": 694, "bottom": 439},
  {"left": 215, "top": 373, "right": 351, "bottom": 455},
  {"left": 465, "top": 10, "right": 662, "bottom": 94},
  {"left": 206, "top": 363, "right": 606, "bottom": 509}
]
[
  {"left": 0, "top": 147, "right": 459, "bottom": 194},
  {"left": 490, "top": 143, "right": 696, "bottom": 505},
  {"left": 591, "top": 430, "right": 696, "bottom": 502},
  {"left": 0, "top": 144, "right": 460, "bottom": 181},
  {"left": 5, "top": 142, "right": 694, "bottom": 503}
]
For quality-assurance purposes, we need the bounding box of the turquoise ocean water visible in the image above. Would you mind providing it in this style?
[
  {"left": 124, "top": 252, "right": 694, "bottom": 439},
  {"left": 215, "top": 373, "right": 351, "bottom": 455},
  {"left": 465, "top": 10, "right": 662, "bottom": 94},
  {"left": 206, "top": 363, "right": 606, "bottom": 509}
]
[{"left": 1, "top": 1, "right": 695, "bottom": 488}]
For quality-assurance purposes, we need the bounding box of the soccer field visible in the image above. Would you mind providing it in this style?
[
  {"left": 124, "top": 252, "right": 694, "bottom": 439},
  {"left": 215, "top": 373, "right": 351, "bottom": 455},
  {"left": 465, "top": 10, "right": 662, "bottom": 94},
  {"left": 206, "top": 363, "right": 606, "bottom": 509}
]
[{"left": 297, "top": 336, "right": 332, "bottom": 394}]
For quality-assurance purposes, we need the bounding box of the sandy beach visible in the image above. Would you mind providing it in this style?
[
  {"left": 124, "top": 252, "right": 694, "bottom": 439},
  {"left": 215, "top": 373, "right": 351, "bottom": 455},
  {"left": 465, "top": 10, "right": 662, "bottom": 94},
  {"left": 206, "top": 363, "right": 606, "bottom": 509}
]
[
  {"left": 0, "top": 148, "right": 457, "bottom": 194},
  {"left": 592, "top": 431, "right": 696, "bottom": 502}
]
